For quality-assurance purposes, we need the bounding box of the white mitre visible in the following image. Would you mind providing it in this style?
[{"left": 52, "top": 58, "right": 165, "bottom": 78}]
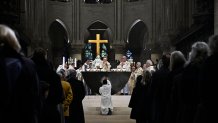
[{"left": 93, "top": 55, "right": 102, "bottom": 68}]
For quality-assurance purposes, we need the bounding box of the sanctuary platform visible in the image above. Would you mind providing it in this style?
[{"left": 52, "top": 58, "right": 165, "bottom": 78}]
[{"left": 83, "top": 95, "right": 135, "bottom": 123}]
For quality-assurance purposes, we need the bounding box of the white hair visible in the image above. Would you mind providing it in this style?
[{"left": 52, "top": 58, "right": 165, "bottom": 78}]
[
  {"left": 136, "top": 62, "right": 141, "bottom": 67},
  {"left": 146, "top": 60, "right": 153, "bottom": 66},
  {"left": 0, "top": 24, "right": 21, "bottom": 53},
  {"left": 170, "top": 51, "right": 186, "bottom": 71},
  {"left": 187, "top": 41, "right": 209, "bottom": 64}
]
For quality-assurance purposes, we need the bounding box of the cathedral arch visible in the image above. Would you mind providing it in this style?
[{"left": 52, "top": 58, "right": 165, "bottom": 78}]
[
  {"left": 48, "top": 19, "right": 71, "bottom": 68},
  {"left": 126, "top": 19, "right": 149, "bottom": 63},
  {"left": 84, "top": 20, "right": 113, "bottom": 43},
  {"left": 83, "top": 20, "right": 113, "bottom": 62}
]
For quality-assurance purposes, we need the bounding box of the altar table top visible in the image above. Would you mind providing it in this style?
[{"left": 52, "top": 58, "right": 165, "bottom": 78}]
[{"left": 82, "top": 72, "right": 131, "bottom": 95}]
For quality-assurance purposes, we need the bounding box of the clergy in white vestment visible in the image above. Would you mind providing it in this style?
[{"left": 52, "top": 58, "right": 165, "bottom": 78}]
[
  {"left": 117, "top": 56, "right": 131, "bottom": 94},
  {"left": 135, "top": 62, "right": 143, "bottom": 77},
  {"left": 101, "top": 57, "right": 111, "bottom": 71},
  {"left": 99, "top": 78, "right": 113, "bottom": 115},
  {"left": 117, "top": 56, "right": 131, "bottom": 71},
  {"left": 144, "top": 60, "right": 156, "bottom": 74},
  {"left": 76, "top": 66, "right": 83, "bottom": 81},
  {"left": 82, "top": 59, "right": 92, "bottom": 95},
  {"left": 92, "top": 55, "right": 102, "bottom": 69},
  {"left": 82, "top": 59, "right": 91, "bottom": 71},
  {"left": 128, "top": 66, "right": 136, "bottom": 95}
]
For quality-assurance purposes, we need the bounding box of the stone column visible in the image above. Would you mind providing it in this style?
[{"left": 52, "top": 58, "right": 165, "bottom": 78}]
[
  {"left": 72, "top": 0, "right": 80, "bottom": 43},
  {"left": 115, "top": 0, "right": 123, "bottom": 44},
  {"left": 215, "top": 0, "right": 218, "bottom": 34},
  {"left": 72, "top": 0, "right": 76, "bottom": 43},
  {"left": 76, "top": 0, "right": 80, "bottom": 42}
]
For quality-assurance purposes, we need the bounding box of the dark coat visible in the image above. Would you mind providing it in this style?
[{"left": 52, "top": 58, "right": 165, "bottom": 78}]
[
  {"left": 129, "top": 75, "right": 150, "bottom": 122},
  {"left": 67, "top": 77, "right": 86, "bottom": 123},
  {"left": 149, "top": 66, "right": 170, "bottom": 123},
  {"left": 194, "top": 54, "right": 218, "bottom": 123},
  {"left": 32, "top": 57, "right": 64, "bottom": 123},
  {"left": 0, "top": 49, "right": 40, "bottom": 123},
  {"left": 176, "top": 60, "right": 204, "bottom": 123},
  {"left": 164, "top": 67, "right": 184, "bottom": 123}
]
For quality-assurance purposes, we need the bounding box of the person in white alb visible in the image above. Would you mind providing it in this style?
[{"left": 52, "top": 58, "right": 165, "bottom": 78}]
[
  {"left": 82, "top": 59, "right": 91, "bottom": 71},
  {"left": 128, "top": 66, "right": 136, "bottom": 95},
  {"left": 99, "top": 77, "right": 113, "bottom": 115}
]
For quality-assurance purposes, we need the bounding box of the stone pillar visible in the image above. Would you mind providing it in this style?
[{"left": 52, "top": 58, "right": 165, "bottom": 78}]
[
  {"left": 115, "top": 0, "right": 123, "bottom": 44},
  {"left": 72, "top": 0, "right": 80, "bottom": 43},
  {"left": 72, "top": 0, "right": 76, "bottom": 43},
  {"left": 215, "top": 0, "right": 218, "bottom": 34},
  {"left": 76, "top": 0, "right": 80, "bottom": 42}
]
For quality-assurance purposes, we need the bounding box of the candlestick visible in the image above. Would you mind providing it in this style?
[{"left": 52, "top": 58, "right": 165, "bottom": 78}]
[
  {"left": 74, "top": 58, "right": 77, "bottom": 68},
  {"left": 63, "top": 56, "right": 65, "bottom": 69}
]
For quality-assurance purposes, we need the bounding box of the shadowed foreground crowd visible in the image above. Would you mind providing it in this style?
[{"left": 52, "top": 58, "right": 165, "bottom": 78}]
[
  {"left": 0, "top": 24, "right": 85, "bottom": 123},
  {"left": 0, "top": 24, "right": 218, "bottom": 123},
  {"left": 129, "top": 38, "right": 218, "bottom": 123}
]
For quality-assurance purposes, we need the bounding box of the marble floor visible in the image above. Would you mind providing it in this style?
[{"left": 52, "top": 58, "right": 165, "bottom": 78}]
[{"left": 83, "top": 95, "right": 135, "bottom": 123}]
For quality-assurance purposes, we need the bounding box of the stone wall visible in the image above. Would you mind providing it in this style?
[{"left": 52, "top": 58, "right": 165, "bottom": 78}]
[
  {"left": 44, "top": 0, "right": 152, "bottom": 57},
  {"left": 19, "top": 0, "right": 196, "bottom": 61}
]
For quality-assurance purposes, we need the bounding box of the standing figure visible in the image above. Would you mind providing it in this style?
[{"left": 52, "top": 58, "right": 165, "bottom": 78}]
[
  {"left": 57, "top": 69, "right": 73, "bottom": 123},
  {"left": 92, "top": 55, "right": 102, "bottom": 69},
  {"left": 66, "top": 69, "right": 86, "bottom": 123},
  {"left": 0, "top": 24, "right": 40, "bottom": 123},
  {"left": 32, "top": 47, "right": 64, "bottom": 123},
  {"left": 82, "top": 59, "right": 91, "bottom": 71},
  {"left": 129, "top": 71, "right": 152, "bottom": 123},
  {"left": 82, "top": 59, "right": 92, "bottom": 95},
  {"left": 117, "top": 56, "right": 131, "bottom": 95},
  {"left": 177, "top": 42, "right": 209, "bottom": 123},
  {"left": 117, "top": 56, "right": 131, "bottom": 71},
  {"left": 76, "top": 64, "right": 83, "bottom": 81},
  {"left": 99, "top": 77, "right": 113, "bottom": 115},
  {"left": 144, "top": 60, "right": 156, "bottom": 74},
  {"left": 194, "top": 35, "right": 218, "bottom": 123},
  {"left": 101, "top": 57, "right": 111, "bottom": 71},
  {"left": 128, "top": 66, "right": 136, "bottom": 95},
  {"left": 135, "top": 62, "right": 143, "bottom": 77}
]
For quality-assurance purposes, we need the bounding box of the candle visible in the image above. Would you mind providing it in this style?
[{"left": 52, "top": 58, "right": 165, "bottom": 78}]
[
  {"left": 63, "top": 56, "right": 65, "bottom": 68},
  {"left": 74, "top": 58, "right": 77, "bottom": 68}
]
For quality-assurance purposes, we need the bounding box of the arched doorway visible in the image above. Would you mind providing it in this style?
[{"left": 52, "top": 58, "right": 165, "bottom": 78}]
[
  {"left": 83, "top": 20, "right": 113, "bottom": 62},
  {"left": 127, "top": 19, "right": 148, "bottom": 63},
  {"left": 48, "top": 19, "right": 70, "bottom": 68}
]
